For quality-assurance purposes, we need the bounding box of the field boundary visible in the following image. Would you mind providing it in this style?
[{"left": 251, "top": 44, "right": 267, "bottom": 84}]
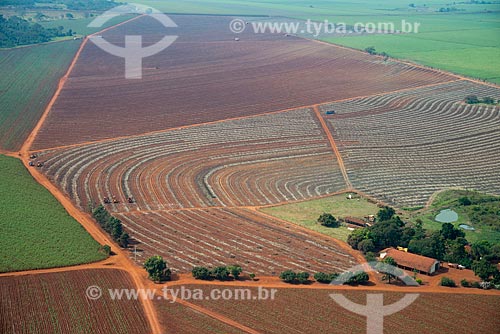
[{"left": 28, "top": 79, "right": 463, "bottom": 153}]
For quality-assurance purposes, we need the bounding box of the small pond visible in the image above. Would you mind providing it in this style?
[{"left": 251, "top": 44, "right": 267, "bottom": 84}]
[
  {"left": 459, "top": 224, "right": 475, "bottom": 231},
  {"left": 435, "top": 209, "right": 458, "bottom": 223}
]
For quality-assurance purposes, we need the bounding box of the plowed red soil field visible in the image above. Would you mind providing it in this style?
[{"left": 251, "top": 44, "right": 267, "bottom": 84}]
[
  {"left": 0, "top": 269, "right": 151, "bottom": 334},
  {"left": 32, "top": 15, "right": 454, "bottom": 150}
]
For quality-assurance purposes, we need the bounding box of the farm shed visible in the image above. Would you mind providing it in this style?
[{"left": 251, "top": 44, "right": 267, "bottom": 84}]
[
  {"left": 379, "top": 248, "right": 440, "bottom": 275},
  {"left": 343, "top": 217, "right": 368, "bottom": 228}
]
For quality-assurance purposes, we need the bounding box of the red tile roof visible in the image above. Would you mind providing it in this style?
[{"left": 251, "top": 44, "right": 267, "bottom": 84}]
[{"left": 380, "top": 248, "right": 439, "bottom": 274}]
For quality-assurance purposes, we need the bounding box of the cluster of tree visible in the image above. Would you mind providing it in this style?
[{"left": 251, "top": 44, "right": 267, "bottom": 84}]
[
  {"left": 335, "top": 271, "right": 370, "bottom": 285},
  {"left": 144, "top": 255, "right": 171, "bottom": 283},
  {"left": 437, "top": 7, "right": 462, "bottom": 12},
  {"left": 192, "top": 265, "right": 243, "bottom": 281},
  {"left": 92, "top": 205, "right": 129, "bottom": 248},
  {"left": 1, "top": 0, "right": 36, "bottom": 6},
  {"left": 347, "top": 206, "right": 500, "bottom": 283},
  {"left": 465, "top": 95, "right": 498, "bottom": 105},
  {"left": 317, "top": 213, "right": 340, "bottom": 228},
  {"left": 279, "top": 270, "right": 310, "bottom": 284},
  {"left": 313, "top": 272, "right": 339, "bottom": 283},
  {"left": 309, "top": 271, "right": 369, "bottom": 285},
  {"left": 0, "top": 15, "right": 72, "bottom": 47},
  {"left": 58, "top": 0, "right": 122, "bottom": 11}
]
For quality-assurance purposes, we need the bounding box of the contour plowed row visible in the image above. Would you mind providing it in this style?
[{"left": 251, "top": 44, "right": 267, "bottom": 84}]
[
  {"left": 38, "top": 109, "right": 345, "bottom": 212},
  {"left": 116, "top": 208, "right": 357, "bottom": 274},
  {"left": 322, "top": 80, "right": 500, "bottom": 207}
]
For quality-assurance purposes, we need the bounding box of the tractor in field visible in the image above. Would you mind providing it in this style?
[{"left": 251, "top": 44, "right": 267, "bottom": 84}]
[
  {"left": 128, "top": 197, "right": 134, "bottom": 203},
  {"left": 112, "top": 196, "right": 120, "bottom": 204},
  {"left": 36, "top": 162, "right": 44, "bottom": 167},
  {"left": 103, "top": 197, "right": 111, "bottom": 204},
  {"left": 28, "top": 161, "right": 35, "bottom": 167}
]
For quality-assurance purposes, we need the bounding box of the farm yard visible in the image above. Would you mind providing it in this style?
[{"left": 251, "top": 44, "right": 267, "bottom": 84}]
[
  {"left": 321, "top": 80, "right": 500, "bottom": 208},
  {"left": 0, "top": 269, "right": 151, "bottom": 334},
  {"left": 31, "top": 14, "right": 454, "bottom": 150},
  {"left": 185, "top": 286, "right": 500, "bottom": 334}
]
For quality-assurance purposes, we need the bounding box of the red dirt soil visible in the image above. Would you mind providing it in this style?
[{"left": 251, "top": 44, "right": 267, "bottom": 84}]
[
  {"left": 32, "top": 15, "right": 454, "bottom": 150},
  {"left": 180, "top": 285, "right": 500, "bottom": 334}
]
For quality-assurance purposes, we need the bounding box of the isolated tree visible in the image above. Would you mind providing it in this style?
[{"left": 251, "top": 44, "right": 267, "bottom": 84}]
[
  {"left": 314, "top": 272, "right": 338, "bottom": 283},
  {"left": 296, "top": 272, "right": 310, "bottom": 284},
  {"left": 192, "top": 266, "right": 211, "bottom": 280},
  {"left": 318, "top": 213, "right": 339, "bottom": 227},
  {"left": 144, "top": 255, "right": 167, "bottom": 283},
  {"left": 118, "top": 232, "right": 129, "bottom": 248},
  {"left": 249, "top": 273, "right": 256, "bottom": 281},
  {"left": 440, "top": 277, "right": 456, "bottom": 287},
  {"left": 279, "top": 270, "right": 297, "bottom": 283}
]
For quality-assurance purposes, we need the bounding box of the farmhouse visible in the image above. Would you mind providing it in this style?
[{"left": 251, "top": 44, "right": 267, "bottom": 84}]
[{"left": 379, "top": 248, "right": 440, "bottom": 275}]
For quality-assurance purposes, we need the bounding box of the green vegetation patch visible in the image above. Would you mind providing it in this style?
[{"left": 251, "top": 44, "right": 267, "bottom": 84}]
[
  {"left": 0, "top": 155, "right": 106, "bottom": 272},
  {"left": 260, "top": 193, "right": 379, "bottom": 241},
  {"left": 0, "top": 40, "right": 79, "bottom": 151}
]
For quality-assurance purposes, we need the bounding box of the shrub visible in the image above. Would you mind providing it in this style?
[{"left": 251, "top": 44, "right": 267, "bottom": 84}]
[
  {"left": 440, "top": 277, "right": 456, "bottom": 287},
  {"left": 416, "top": 278, "right": 423, "bottom": 285},
  {"left": 314, "top": 272, "right": 338, "bottom": 284},
  {"left": 228, "top": 265, "right": 242, "bottom": 279},
  {"left": 471, "top": 281, "right": 481, "bottom": 289},
  {"left": 192, "top": 266, "right": 212, "bottom": 280},
  {"left": 296, "top": 272, "right": 310, "bottom": 284},
  {"left": 279, "top": 270, "right": 297, "bottom": 283},
  {"left": 461, "top": 279, "right": 471, "bottom": 287},
  {"left": 317, "top": 213, "right": 339, "bottom": 228}
]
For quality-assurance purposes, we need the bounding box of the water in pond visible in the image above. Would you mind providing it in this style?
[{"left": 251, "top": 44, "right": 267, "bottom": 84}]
[
  {"left": 435, "top": 209, "right": 458, "bottom": 223},
  {"left": 459, "top": 224, "right": 475, "bottom": 231}
]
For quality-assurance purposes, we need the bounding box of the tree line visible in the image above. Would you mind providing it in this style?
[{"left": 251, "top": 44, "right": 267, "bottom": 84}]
[{"left": 91, "top": 205, "right": 130, "bottom": 248}]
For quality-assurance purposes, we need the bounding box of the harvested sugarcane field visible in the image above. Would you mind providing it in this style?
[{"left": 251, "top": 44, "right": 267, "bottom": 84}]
[{"left": 1, "top": 1, "right": 499, "bottom": 334}]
